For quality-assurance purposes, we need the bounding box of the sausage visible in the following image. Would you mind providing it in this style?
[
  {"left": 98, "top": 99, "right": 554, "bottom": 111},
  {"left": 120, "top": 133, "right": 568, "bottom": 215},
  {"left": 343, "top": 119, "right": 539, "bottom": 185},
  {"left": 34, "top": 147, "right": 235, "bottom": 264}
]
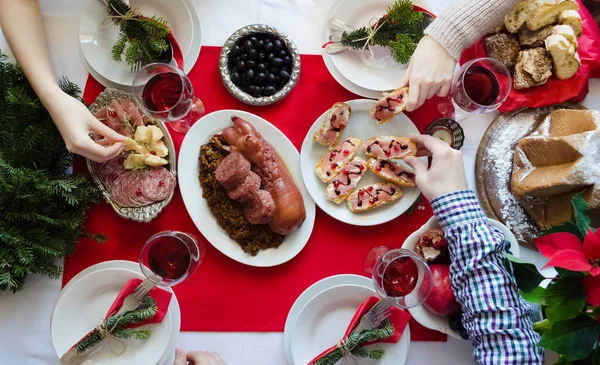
[
  {"left": 227, "top": 171, "right": 261, "bottom": 203},
  {"left": 221, "top": 116, "right": 306, "bottom": 235},
  {"left": 244, "top": 190, "right": 276, "bottom": 225},
  {"left": 215, "top": 152, "right": 251, "bottom": 190}
]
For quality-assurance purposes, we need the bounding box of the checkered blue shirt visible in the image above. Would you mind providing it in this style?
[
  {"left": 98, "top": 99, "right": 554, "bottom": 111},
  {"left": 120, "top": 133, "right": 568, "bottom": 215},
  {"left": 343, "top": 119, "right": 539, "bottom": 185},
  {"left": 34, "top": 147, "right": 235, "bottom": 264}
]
[{"left": 430, "top": 190, "right": 544, "bottom": 365}]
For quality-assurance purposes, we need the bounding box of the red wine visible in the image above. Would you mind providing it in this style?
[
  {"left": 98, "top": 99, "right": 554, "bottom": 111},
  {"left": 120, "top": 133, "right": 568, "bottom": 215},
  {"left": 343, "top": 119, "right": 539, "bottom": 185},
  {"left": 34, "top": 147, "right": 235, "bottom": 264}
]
[
  {"left": 382, "top": 257, "right": 419, "bottom": 297},
  {"left": 142, "top": 72, "right": 193, "bottom": 120},
  {"left": 463, "top": 66, "right": 500, "bottom": 106},
  {"left": 148, "top": 236, "right": 191, "bottom": 280}
]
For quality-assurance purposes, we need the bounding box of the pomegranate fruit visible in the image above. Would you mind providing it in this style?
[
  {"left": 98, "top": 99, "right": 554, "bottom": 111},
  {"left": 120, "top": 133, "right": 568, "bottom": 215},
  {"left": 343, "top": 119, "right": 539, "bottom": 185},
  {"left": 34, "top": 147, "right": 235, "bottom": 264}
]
[
  {"left": 415, "top": 229, "right": 450, "bottom": 264},
  {"left": 423, "top": 264, "right": 461, "bottom": 317}
]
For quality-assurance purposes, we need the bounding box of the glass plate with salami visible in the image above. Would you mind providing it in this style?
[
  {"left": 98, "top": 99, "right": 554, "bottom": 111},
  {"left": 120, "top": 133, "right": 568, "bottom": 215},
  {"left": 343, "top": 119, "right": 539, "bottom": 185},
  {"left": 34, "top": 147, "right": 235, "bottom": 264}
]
[{"left": 87, "top": 88, "right": 177, "bottom": 222}]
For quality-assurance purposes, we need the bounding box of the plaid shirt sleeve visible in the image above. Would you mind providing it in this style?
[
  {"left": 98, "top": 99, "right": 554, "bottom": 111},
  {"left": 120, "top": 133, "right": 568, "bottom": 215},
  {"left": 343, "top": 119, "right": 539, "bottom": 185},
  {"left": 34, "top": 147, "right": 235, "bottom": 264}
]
[{"left": 430, "top": 190, "right": 544, "bottom": 365}]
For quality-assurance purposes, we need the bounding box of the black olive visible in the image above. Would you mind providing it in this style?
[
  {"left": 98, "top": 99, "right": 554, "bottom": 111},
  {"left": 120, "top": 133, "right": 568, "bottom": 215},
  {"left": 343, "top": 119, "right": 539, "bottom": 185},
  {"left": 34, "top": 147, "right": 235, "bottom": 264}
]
[
  {"left": 248, "top": 49, "right": 258, "bottom": 61},
  {"left": 257, "top": 63, "right": 267, "bottom": 73},
  {"left": 274, "top": 39, "right": 283, "bottom": 50},
  {"left": 240, "top": 53, "right": 248, "bottom": 61},
  {"left": 283, "top": 56, "right": 292, "bottom": 66},
  {"left": 249, "top": 36, "right": 258, "bottom": 43},
  {"left": 267, "top": 53, "right": 275, "bottom": 62},
  {"left": 245, "top": 69, "right": 255, "bottom": 81},
  {"left": 271, "top": 57, "right": 284, "bottom": 67},
  {"left": 279, "top": 70, "right": 290, "bottom": 84},
  {"left": 231, "top": 45, "right": 242, "bottom": 57},
  {"left": 264, "top": 86, "right": 276, "bottom": 96},
  {"left": 231, "top": 72, "right": 242, "bottom": 85},
  {"left": 246, "top": 60, "right": 257, "bottom": 69},
  {"left": 243, "top": 40, "right": 253, "bottom": 51},
  {"left": 258, "top": 52, "right": 266, "bottom": 61},
  {"left": 279, "top": 50, "right": 287, "bottom": 58},
  {"left": 267, "top": 73, "right": 277, "bottom": 85},
  {"left": 251, "top": 86, "right": 262, "bottom": 97},
  {"left": 255, "top": 39, "right": 265, "bottom": 50},
  {"left": 256, "top": 72, "right": 267, "bottom": 84},
  {"left": 264, "top": 42, "right": 274, "bottom": 53},
  {"left": 236, "top": 60, "right": 246, "bottom": 72},
  {"left": 269, "top": 67, "right": 280, "bottom": 76}
]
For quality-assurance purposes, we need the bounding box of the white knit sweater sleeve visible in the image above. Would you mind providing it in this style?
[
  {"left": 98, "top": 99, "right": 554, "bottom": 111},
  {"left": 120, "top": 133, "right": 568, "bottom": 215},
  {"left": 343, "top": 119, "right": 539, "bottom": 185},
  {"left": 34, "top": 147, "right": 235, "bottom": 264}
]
[{"left": 424, "top": 0, "right": 522, "bottom": 60}]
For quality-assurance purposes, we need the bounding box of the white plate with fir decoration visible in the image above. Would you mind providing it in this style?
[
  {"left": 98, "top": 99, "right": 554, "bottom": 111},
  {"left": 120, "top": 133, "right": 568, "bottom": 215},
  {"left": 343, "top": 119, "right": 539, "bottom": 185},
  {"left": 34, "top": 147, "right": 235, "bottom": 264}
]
[
  {"left": 323, "top": 0, "right": 431, "bottom": 93},
  {"left": 79, "top": 0, "right": 196, "bottom": 88},
  {"left": 51, "top": 263, "right": 179, "bottom": 365},
  {"left": 289, "top": 281, "right": 410, "bottom": 365}
]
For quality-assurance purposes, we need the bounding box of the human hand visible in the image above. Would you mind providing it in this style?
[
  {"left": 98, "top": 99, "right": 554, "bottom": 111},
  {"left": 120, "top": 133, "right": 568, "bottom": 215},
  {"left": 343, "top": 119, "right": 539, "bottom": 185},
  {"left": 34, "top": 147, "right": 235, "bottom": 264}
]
[
  {"left": 173, "top": 348, "right": 228, "bottom": 365},
  {"left": 45, "top": 91, "right": 124, "bottom": 162},
  {"left": 404, "top": 134, "right": 468, "bottom": 201},
  {"left": 399, "top": 35, "right": 456, "bottom": 112}
]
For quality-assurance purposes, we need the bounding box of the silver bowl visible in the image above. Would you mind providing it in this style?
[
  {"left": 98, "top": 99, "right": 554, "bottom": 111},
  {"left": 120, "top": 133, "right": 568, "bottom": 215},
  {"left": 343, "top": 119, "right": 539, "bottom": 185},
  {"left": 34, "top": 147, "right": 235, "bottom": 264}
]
[
  {"left": 87, "top": 88, "right": 177, "bottom": 223},
  {"left": 219, "top": 24, "right": 301, "bottom": 106}
]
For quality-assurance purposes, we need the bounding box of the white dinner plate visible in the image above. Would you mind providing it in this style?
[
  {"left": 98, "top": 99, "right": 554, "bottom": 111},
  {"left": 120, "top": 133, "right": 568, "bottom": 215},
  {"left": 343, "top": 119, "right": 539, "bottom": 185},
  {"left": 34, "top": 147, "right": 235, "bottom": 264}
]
[
  {"left": 290, "top": 283, "right": 410, "bottom": 365},
  {"left": 300, "top": 99, "right": 423, "bottom": 226},
  {"left": 321, "top": 0, "right": 432, "bottom": 97},
  {"left": 178, "top": 110, "right": 316, "bottom": 267},
  {"left": 79, "top": 0, "right": 196, "bottom": 88},
  {"left": 402, "top": 216, "right": 520, "bottom": 339},
  {"left": 51, "top": 265, "right": 178, "bottom": 365}
]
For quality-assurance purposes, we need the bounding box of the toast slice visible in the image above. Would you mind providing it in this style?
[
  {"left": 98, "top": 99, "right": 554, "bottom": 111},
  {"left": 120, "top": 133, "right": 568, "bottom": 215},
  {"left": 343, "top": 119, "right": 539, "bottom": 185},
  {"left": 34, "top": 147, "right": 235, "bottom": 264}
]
[
  {"left": 313, "top": 102, "right": 352, "bottom": 148},
  {"left": 553, "top": 24, "right": 578, "bottom": 49},
  {"left": 369, "top": 87, "right": 409, "bottom": 124},
  {"left": 514, "top": 48, "right": 553, "bottom": 89},
  {"left": 518, "top": 25, "right": 554, "bottom": 48},
  {"left": 346, "top": 183, "right": 403, "bottom": 213},
  {"left": 367, "top": 159, "right": 416, "bottom": 187},
  {"left": 545, "top": 34, "right": 581, "bottom": 79},
  {"left": 325, "top": 157, "right": 367, "bottom": 204},
  {"left": 363, "top": 136, "right": 417, "bottom": 160},
  {"left": 315, "top": 137, "right": 362, "bottom": 183},
  {"left": 559, "top": 9, "right": 582, "bottom": 36},
  {"left": 527, "top": 0, "right": 579, "bottom": 31},
  {"left": 505, "top": 0, "right": 542, "bottom": 33}
]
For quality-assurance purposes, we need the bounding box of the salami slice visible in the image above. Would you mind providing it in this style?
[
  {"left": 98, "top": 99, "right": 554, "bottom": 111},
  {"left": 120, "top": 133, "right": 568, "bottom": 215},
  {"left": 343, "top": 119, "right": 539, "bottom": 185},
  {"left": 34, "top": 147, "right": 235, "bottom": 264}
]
[
  {"left": 139, "top": 167, "right": 175, "bottom": 201},
  {"left": 97, "top": 157, "right": 125, "bottom": 190}
]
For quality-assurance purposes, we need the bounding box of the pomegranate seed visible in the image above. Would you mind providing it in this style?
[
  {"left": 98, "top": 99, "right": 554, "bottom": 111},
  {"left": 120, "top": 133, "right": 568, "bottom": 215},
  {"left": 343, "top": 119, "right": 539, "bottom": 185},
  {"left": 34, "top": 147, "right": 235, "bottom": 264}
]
[
  {"left": 389, "top": 106, "right": 395, "bottom": 112},
  {"left": 376, "top": 166, "right": 382, "bottom": 172},
  {"left": 158, "top": 180, "right": 165, "bottom": 187},
  {"left": 385, "top": 150, "right": 391, "bottom": 156},
  {"left": 333, "top": 181, "right": 340, "bottom": 187},
  {"left": 367, "top": 186, "right": 374, "bottom": 192},
  {"left": 331, "top": 114, "right": 337, "bottom": 122},
  {"left": 109, "top": 110, "right": 116, "bottom": 117},
  {"left": 330, "top": 163, "right": 337, "bottom": 169},
  {"left": 150, "top": 151, "right": 156, "bottom": 155},
  {"left": 343, "top": 169, "right": 349, "bottom": 175},
  {"left": 358, "top": 190, "right": 365, "bottom": 196},
  {"left": 359, "top": 165, "right": 364, "bottom": 171},
  {"left": 377, "top": 105, "right": 383, "bottom": 111},
  {"left": 344, "top": 149, "right": 350, "bottom": 155},
  {"left": 330, "top": 152, "right": 336, "bottom": 158},
  {"left": 369, "top": 198, "right": 376, "bottom": 205},
  {"left": 393, "top": 145, "right": 400, "bottom": 151}
]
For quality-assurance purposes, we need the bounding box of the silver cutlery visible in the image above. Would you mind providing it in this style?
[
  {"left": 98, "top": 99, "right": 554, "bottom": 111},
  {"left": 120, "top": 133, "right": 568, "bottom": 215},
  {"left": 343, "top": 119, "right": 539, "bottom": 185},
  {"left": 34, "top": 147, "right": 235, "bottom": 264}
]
[
  {"left": 351, "top": 298, "right": 394, "bottom": 336},
  {"left": 112, "top": 279, "right": 156, "bottom": 316}
]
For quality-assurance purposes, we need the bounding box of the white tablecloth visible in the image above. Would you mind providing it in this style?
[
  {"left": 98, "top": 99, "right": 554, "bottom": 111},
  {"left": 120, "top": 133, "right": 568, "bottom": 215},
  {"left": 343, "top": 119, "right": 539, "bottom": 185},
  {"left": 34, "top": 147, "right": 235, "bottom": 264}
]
[{"left": 2, "top": 0, "right": 599, "bottom": 364}]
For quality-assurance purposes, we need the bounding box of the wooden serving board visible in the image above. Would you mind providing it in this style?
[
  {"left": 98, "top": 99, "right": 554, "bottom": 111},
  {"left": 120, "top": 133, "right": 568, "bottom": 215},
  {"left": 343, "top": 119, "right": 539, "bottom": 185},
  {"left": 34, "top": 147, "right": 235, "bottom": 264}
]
[{"left": 475, "top": 103, "right": 586, "bottom": 250}]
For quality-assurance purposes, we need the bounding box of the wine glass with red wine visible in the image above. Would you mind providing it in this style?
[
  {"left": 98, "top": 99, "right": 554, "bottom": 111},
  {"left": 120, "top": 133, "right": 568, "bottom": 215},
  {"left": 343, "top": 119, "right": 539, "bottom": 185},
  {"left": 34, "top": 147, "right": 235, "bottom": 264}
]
[
  {"left": 132, "top": 63, "right": 205, "bottom": 133},
  {"left": 438, "top": 57, "right": 512, "bottom": 122},
  {"left": 364, "top": 247, "right": 432, "bottom": 308},
  {"left": 139, "top": 231, "right": 205, "bottom": 286}
]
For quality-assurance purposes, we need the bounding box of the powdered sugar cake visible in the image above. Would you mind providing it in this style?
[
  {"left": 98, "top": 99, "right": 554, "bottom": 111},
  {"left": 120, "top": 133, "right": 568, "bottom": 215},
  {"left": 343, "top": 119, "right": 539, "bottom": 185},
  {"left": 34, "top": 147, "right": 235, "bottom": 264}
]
[{"left": 475, "top": 103, "right": 586, "bottom": 250}]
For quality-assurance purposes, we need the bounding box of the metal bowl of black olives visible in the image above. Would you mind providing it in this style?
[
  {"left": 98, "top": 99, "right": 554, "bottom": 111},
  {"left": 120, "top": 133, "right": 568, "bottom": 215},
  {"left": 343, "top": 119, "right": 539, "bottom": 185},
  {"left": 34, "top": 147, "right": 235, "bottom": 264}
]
[{"left": 219, "top": 24, "right": 300, "bottom": 106}]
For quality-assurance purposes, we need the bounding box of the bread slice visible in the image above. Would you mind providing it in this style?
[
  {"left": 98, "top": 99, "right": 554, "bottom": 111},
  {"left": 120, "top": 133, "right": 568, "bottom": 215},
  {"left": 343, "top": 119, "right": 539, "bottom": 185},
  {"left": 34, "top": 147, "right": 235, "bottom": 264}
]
[
  {"left": 363, "top": 136, "right": 417, "bottom": 159},
  {"left": 346, "top": 183, "right": 403, "bottom": 213},
  {"left": 484, "top": 33, "right": 521, "bottom": 69},
  {"left": 527, "top": 0, "right": 579, "bottom": 31},
  {"left": 313, "top": 102, "right": 352, "bottom": 148},
  {"left": 505, "top": 0, "right": 540, "bottom": 33},
  {"left": 545, "top": 34, "right": 581, "bottom": 79},
  {"left": 518, "top": 25, "right": 554, "bottom": 48},
  {"left": 553, "top": 24, "right": 578, "bottom": 49},
  {"left": 315, "top": 137, "right": 362, "bottom": 183},
  {"left": 325, "top": 157, "right": 367, "bottom": 204},
  {"left": 514, "top": 48, "right": 553, "bottom": 89},
  {"left": 559, "top": 9, "right": 582, "bottom": 36},
  {"left": 367, "top": 159, "right": 416, "bottom": 187},
  {"left": 369, "top": 87, "right": 409, "bottom": 124}
]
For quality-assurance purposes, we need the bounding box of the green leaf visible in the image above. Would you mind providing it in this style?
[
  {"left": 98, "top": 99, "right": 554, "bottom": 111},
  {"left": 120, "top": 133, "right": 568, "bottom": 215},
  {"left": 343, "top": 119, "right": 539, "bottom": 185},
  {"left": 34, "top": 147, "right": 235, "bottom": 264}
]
[
  {"left": 554, "top": 356, "right": 573, "bottom": 365},
  {"left": 538, "top": 314, "right": 600, "bottom": 361},
  {"left": 572, "top": 192, "right": 591, "bottom": 239},
  {"left": 521, "top": 286, "right": 547, "bottom": 304},
  {"left": 545, "top": 276, "right": 587, "bottom": 323},
  {"left": 544, "top": 222, "right": 584, "bottom": 239},
  {"left": 504, "top": 253, "right": 545, "bottom": 292},
  {"left": 407, "top": 194, "right": 421, "bottom": 216}
]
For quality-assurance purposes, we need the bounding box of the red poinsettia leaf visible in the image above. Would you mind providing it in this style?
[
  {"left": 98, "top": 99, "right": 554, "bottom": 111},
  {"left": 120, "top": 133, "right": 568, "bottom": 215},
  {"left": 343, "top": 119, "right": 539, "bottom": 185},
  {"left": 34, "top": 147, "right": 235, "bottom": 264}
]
[
  {"left": 584, "top": 229, "right": 600, "bottom": 261},
  {"left": 584, "top": 275, "right": 600, "bottom": 306},
  {"left": 543, "top": 249, "right": 592, "bottom": 272},
  {"left": 535, "top": 232, "right": 584, "bottom": 258},
  {"left": 590, "top": 267, "right": 600, "bottom": 276}
]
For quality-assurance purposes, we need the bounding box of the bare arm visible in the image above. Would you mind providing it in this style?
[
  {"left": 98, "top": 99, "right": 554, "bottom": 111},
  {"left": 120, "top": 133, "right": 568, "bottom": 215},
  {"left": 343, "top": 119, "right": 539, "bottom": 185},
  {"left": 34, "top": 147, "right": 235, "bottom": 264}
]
[{"left": 0, "top": 0, "right": 124, "bottom": 162}]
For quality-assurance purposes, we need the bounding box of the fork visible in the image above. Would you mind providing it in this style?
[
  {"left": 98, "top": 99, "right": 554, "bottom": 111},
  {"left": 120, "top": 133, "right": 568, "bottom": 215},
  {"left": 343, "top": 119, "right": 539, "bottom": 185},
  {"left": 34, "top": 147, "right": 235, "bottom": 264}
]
[
  {"left": 113, "top": 279, "right": 156, "bottom": 316},
  {"left": 350, "top": 298, "right": 394, "bottom": 336}
]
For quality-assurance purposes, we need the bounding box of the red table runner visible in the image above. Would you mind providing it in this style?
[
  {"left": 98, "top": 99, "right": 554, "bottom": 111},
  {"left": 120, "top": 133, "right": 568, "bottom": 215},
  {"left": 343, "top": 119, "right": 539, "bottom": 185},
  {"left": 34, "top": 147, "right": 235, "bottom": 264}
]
[{"left": 64, "top": 46, "right": 446, "bottom": 341}]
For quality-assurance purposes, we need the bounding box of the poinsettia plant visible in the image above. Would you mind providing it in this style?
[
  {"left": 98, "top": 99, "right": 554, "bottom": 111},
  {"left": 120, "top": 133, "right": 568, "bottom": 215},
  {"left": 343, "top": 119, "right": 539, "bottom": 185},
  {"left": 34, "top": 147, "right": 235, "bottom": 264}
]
[{"left": 505, "top": 193, "right": 600, "bottom": 364}]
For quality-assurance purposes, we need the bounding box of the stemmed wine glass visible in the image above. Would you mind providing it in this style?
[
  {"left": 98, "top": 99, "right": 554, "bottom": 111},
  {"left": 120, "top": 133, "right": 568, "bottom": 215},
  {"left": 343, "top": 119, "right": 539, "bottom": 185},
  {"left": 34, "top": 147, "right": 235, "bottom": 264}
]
[
  {"left": 139, "top": 231, "right": 205, "bottom": 286},
  {"left": 132, "top": 63, "right": 205, "bottom": 134},
  {"left": 438, "top": 57, "right": 512, "bottom": 122},
  {"left": 364, "top": 247, "right": 432, "bottom": 308}
]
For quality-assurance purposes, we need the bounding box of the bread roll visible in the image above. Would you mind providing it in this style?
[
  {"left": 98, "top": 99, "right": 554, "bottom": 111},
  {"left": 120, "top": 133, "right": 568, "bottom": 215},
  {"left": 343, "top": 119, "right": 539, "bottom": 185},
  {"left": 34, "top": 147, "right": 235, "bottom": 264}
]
[
  {"left": 559, "top": 10, "right": 582, "bottom": 36},
  {"left": 545, "top": 34, "right": 581, "bottom": 80}
]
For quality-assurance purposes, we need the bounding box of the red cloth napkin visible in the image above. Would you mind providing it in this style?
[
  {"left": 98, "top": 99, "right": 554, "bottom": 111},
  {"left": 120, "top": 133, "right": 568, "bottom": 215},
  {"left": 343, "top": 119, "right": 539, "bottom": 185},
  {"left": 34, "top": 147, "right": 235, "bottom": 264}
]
[
  {"left": 309, "top": 297, "right": 411, "bottom": 364},
  {"left": 460, "top": 0, "right": 600, "bottom": 112},
  {"left": 166, "top": 32, "right": 185, "bottom": 71},
  {"left": 105, "top": 278, "right": 172, "bottom": 324}
]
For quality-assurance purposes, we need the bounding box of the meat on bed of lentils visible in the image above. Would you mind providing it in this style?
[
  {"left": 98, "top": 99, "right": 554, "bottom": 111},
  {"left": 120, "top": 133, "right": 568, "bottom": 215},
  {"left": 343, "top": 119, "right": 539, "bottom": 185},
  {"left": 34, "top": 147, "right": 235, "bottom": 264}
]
[
  {"left": 199, "top": 136, "right": 285, "bottom": 256},
  {"left": 228, "top": 34, "right": 293, "bottom": 98}
]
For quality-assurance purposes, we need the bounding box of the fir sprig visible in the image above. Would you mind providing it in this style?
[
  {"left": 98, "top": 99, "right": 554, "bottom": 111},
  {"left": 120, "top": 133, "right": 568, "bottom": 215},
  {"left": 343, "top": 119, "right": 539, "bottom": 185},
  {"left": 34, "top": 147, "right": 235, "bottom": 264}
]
[
  {"left": 0, "top": 52, "right": 103, "bottom": 292},
  {"left": 106, "top": 0, "right": 170, "bottom": 71},
  {"left": 340, "top": 0, "right": 424, "bottom": 64},
  {"left": 312, "top": 321, "right": 395, "bottom": 365},
  {"left": 75, "top": 296, "right": 158, "bottom": 354}
]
